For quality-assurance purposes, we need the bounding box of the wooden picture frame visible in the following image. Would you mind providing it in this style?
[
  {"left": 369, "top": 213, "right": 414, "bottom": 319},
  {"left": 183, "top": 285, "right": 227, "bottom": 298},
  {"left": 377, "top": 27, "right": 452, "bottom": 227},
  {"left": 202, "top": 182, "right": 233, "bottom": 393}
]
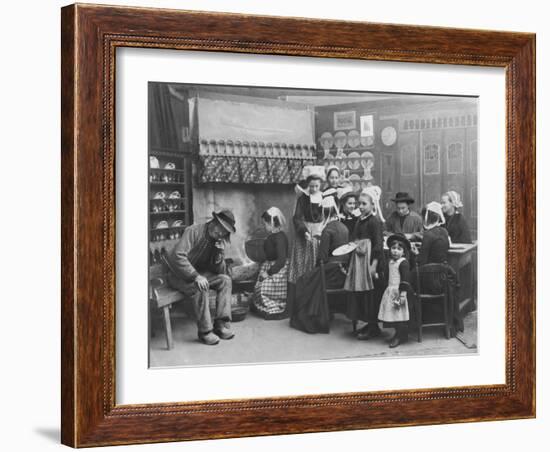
[{"left": 61, "top": 3, "right": 535, "bottom": 447}]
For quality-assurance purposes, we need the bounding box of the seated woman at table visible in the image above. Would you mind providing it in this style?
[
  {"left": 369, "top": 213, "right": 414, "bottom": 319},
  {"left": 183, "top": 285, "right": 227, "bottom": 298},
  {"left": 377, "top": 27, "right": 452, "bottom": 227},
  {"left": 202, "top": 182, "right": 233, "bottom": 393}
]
[
  {"left": 441, "top": 191, "right": 472, "bottom": 244},
  {"left": 290, "top": 197, "right": 350, "bottom": 334},
  {"left": 417, "top": 201, "right": 450, "bottom": 267},
  {"left": 418, "top": 201, "right": 462, "bottom": 331},
  {"left": 251, "top": 207, "right": 289, "bottom": 320}
]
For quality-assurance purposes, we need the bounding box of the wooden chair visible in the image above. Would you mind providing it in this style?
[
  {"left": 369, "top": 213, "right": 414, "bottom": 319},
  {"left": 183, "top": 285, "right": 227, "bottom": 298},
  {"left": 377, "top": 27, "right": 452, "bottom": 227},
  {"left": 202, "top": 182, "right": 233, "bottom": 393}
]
[
  {"left": 319, "top": 261, "right": 356, "bottom": 332},
  {"left": 411, "top": 263, "right": 452, "bottom": 342}
]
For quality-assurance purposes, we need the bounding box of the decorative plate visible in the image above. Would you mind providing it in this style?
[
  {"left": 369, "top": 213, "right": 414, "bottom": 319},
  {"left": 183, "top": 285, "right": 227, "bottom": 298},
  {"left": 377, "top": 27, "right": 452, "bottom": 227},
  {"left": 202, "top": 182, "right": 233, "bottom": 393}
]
[
  {"left": 332, "top": 242, "right": 358, "bottom": 256},
  {"left": 360, "top": 135, "right": 374, "bottom": 147},
  {"left": 320, "top": 132, "right": 334, "bottom": 150},
  {"left": 347, "top": 152, "right": 361, "bottom": 170},
  {"left": 347, "top": 130, "right": 360, "bottom": 148},
  {"left": 149, "top": 156, "right": 160, "bottom": 169},
  {"left": 334, "top": 131, "right": 347, "bottom": 149}
]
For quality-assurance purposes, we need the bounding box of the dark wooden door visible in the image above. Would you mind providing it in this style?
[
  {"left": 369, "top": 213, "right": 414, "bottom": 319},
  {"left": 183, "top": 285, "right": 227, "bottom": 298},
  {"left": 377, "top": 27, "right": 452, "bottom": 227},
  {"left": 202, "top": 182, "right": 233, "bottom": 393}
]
[
  {"left": 376, "top": 118, "right": 399, "bottom": 219},
  {"left": 420, "top": 128, "right": 444, "bottom": 207},
  {"left": 397, "top": 130, "right": 421, "bottom": 213}
]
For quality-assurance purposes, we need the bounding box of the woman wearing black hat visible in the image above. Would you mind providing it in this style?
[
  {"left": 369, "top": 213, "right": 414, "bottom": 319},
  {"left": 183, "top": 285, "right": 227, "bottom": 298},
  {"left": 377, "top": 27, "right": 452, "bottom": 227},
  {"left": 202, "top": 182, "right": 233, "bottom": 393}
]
[{"left": 384, "top": 192, "right": 423, "bottom": 238}]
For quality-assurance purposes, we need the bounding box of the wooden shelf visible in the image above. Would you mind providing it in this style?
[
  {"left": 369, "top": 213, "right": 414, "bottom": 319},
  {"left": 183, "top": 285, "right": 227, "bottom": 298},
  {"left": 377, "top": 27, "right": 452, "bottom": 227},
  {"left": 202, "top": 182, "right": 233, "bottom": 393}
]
[
  {"left": 150, "top": 149, "right": 189, "bottom": 158},
  {"left": 149, "top": 238, "right": 180, "bottom": 249},
  {"left": 149, "top": 145, "right": 192, "bottom": 249},
  {"left": 321, "top": 146, "right": 375, "bottom": 153},
  {"left": 150, "top": 210, "right": 186, "bottom": 215},
  {"left": 149, "top": 197, "right": 185, "bottom": 202},
  {"left": 150, "top": 181, "right": 186, "bottom": 186},
  {"left": 149, "top": 167, "right": 186, "bottom": 173},
  {"left": 150, "top": 226, "right": 186, "bottom": 233}
]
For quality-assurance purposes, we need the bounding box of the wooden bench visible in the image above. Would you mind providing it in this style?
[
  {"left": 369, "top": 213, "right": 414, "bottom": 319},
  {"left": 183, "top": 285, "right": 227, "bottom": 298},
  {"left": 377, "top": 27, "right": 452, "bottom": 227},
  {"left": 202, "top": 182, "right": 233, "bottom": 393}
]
[
  {"left": 150, "top": 251, "right": 232, "bottom": 350},
  {"left": 149, "top": 260, "right": 185, "bottom": 350}
]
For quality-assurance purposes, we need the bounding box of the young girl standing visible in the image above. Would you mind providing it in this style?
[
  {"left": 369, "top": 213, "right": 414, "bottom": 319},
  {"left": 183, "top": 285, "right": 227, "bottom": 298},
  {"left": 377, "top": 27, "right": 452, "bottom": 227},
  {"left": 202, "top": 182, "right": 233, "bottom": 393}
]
[
  {"left": 345, "top": 186, "right": 386, "bottom": 340},
  {"left": 378, "top": 234, "right": 413, "bottom": 348},
  {"left": 338, "top": 186, "right": 359, "bottom": 236},
  {"left": 251, "top": 208, "right": 289, "bottom": 320}
]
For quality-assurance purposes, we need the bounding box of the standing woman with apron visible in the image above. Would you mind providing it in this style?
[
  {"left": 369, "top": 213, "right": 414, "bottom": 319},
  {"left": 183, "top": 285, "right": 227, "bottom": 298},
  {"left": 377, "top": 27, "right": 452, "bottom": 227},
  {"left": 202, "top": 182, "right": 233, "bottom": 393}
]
[
  {"left": 345, "top": 185, "right": 387, "bottom": 340},
  {"left": 287, "top": 167, "right": 327, "bottom": 310}
]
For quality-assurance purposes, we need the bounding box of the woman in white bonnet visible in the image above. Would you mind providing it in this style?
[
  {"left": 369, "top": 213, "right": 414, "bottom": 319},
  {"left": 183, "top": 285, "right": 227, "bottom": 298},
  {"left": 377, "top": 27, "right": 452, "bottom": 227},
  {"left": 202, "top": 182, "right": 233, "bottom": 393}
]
[
  {"left": 290, "top": 196, "right": 350, "bottom": 334},
  {"left": 288, "top": 166, "right": 327, "bottom": 285},
  {"left": 346, "top": 185, "right": 386, "bottom": 341},
  {"left": 251, "top": 207, "right": 290, "bottom": 320},
  {"left": 417, "top": 201, "right": 462, "bottom": 332},
  {"left": 441, "top": 191, "right": 472, "bottom": 244},
  {"left": 417, "top": 202, "right": 450, "bottom": 266}
]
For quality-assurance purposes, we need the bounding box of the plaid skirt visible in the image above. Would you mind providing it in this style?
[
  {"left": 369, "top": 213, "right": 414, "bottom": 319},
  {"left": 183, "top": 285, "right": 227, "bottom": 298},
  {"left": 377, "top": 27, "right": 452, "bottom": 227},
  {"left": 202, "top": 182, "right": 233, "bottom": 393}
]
[{"left": 252, "top": 260, "right": 289, "bottom": 316}]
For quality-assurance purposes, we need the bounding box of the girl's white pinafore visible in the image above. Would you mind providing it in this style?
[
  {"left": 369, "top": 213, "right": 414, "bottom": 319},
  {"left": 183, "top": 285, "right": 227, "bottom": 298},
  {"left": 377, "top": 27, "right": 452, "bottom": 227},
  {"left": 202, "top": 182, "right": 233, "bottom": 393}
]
[{"left": 378, "top": 257, "right": 410, "bottom": 322}]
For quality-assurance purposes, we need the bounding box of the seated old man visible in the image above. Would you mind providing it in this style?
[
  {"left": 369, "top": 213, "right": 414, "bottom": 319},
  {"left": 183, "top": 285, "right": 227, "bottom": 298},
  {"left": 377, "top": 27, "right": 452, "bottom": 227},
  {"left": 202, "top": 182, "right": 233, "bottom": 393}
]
[
  {"left": 165, "top": 210, "right": 236, "bottom": 346},
  {"left": 384, "top": 192, "right": 423, "bottom": 239}
]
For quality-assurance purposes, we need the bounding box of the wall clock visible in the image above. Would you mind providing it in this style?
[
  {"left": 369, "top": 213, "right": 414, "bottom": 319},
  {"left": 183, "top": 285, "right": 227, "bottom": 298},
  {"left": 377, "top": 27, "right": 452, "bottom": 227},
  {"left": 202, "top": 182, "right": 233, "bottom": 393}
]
[{"left": 381, "top": 126, "right": 397, "bottom": 146}]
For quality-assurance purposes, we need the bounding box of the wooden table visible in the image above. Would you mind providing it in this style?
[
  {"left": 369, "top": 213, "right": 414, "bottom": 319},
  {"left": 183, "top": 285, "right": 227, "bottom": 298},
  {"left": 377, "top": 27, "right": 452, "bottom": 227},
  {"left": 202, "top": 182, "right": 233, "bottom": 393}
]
[{"left": 446, "top": 243, "right": 477, "bottom": 315}]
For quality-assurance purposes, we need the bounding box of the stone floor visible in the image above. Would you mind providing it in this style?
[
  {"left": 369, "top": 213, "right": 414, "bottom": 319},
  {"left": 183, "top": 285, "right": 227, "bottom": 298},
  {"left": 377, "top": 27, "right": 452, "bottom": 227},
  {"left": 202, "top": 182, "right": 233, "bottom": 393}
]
[{"left": 149, "top": 310, "right": 477, "bottom": 368}]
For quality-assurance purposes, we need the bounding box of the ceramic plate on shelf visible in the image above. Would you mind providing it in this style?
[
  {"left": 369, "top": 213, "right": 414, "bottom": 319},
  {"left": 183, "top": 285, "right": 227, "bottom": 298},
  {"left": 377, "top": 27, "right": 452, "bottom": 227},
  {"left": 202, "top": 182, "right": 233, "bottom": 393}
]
[
  {"left": 149, "top": 156, "right": 160, "bottom": 168},
  {"left": 347, "top": 130, "right": 360, "bottom": 148},
  {"left": 320, "top": 132, "right": 334, "bottom": 150},
  {"left": 334, "top": 131, "right": 347, "bottom": 149},
  {"left": 360, "top": 135, "right": 374, "bottom": 147}
]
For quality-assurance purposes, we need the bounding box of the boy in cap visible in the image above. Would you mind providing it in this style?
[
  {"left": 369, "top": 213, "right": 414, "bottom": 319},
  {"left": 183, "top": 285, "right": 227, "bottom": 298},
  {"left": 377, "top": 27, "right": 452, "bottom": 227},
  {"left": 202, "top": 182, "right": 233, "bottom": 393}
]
[{"left": 384, "top": 192, "right": 423, "bottom": 239}]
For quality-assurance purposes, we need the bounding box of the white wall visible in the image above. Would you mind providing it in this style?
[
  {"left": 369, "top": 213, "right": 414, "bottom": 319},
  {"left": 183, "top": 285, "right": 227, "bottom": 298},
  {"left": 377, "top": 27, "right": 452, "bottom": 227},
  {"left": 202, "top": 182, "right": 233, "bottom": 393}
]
[{"left": 0, "top": 1, "right": 546, "bottom": 451}]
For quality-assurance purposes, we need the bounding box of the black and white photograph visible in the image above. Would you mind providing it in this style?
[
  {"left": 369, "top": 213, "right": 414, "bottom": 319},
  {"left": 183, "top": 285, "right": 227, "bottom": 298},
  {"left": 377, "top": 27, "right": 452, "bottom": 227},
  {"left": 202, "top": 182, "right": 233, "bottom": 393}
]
[{"left": 148, "top": 82, "right": 479, "bottom": 367}]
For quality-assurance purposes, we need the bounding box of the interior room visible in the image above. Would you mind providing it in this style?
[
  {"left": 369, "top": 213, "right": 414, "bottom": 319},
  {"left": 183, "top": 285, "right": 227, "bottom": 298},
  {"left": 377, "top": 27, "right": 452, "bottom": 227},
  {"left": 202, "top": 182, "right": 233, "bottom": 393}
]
[{"left": 148, "top": 82, "right": 478, "bottom": 367}]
